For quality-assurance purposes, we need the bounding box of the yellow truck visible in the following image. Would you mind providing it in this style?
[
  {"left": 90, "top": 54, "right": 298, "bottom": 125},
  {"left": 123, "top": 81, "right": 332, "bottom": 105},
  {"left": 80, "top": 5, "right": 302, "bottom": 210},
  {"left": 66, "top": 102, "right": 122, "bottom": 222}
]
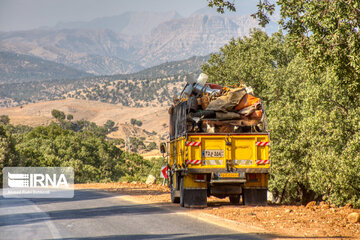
[{"left": 162, "top": 101, "right": 270, "bottom": 208}]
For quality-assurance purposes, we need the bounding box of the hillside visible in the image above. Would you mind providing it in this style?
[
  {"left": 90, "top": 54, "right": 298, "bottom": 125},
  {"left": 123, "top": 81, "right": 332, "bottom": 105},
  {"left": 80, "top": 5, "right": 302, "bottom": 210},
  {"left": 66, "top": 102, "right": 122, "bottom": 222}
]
[
  {"left": 0, "top": 55, "right": 207, "bottom": 108},
  {"left": 1, "top": 99, "right": 169, "bottom": 155},
  {"left": 70, "top": 55, "right": 144, "bottom": 75},
  {"left": 111, "top": 55, "right": 209, "bottom": 79},
  {"left": 0, "top": 51, "right": 92, "bottom": 83},
  {"left": 0, "top": 11, "right": 273, "bottom": 75}
]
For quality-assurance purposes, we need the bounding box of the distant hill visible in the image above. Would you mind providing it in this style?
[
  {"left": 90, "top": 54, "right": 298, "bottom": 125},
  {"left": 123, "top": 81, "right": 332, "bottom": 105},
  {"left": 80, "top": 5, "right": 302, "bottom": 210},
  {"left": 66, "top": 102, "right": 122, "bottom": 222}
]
[
  {"left": 113, "top": 55, "right": 209, "bottom": 80},
  {"left": 54, "top": 11, "right": 182, "bottom": 36},
  {"left": 0, "top": 11, "right": 276, "bottom": 74},
  {"left": 0, "top": 51, "right": 92, "bottom": 84},
  {"left": 0, "top": 29, "right": 140, "bottom": 75},
  {"left": 70, "top": 55, "right": 144, "bottom": 75},
  {"left": 0, "top": 55, "right": 208, "bottom": 108}
]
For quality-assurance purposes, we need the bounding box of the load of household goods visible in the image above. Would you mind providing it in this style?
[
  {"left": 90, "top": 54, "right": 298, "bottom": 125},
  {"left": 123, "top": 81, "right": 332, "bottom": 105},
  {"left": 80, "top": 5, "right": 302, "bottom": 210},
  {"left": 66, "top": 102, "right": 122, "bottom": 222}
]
[{"left": 170, "top": 73, "right": 267, "bottom": 133}]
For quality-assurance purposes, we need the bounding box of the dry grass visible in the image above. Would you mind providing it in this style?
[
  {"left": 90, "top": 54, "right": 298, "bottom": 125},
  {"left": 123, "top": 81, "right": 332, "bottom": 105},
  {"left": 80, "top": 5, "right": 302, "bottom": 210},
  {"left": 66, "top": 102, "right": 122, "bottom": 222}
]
[{"left": 2, "top": 99, "right": 169, "bottom": 151}]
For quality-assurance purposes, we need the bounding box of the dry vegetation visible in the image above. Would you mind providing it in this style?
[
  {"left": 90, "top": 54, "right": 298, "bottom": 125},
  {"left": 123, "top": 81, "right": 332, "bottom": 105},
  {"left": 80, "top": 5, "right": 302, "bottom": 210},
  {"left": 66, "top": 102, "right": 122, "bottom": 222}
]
[{"left": 1, "top": 99, "right": 169, "bottom": 153}]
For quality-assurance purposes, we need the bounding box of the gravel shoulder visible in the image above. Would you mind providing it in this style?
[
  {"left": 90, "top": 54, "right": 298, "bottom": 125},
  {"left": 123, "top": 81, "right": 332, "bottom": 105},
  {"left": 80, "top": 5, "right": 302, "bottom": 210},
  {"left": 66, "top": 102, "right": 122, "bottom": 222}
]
[{"left": 75, "top": 182, "right": 360, "bottom": 240}]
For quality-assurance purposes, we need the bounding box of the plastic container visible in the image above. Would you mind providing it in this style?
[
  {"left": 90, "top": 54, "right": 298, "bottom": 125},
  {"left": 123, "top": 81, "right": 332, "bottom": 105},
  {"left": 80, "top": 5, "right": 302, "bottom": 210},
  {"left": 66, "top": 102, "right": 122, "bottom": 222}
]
[{"left": 197, "top": 73, "right": 208, "bottom": 85}]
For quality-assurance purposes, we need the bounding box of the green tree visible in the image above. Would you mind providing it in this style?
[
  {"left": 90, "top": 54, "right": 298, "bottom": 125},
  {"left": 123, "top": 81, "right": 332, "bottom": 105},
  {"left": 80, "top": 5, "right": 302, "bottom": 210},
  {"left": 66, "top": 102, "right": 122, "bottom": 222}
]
[
  {"left": 130, "top": 118, "right": 142, "bottom": 127},
  {"left": 104, "top": 120, "right": 115, "bottom": 131},
  {"left": 67, "top": 114, "right": 74, "bottom": 121},
  {"left": 146, "top": 142, "right": 157, "bottom": 151},
  {"left": 51, "top": 109, "right": 65, "bottom": 121},
  {"left": 202, "top": 30, "right": 318, "bottom": 204},
  {"left": 202, "top": 29, "right": 292, "bottom": 101},
  {"left": 207, "top": 0, "right": 236, "bottom": 14},
  {"left": 129, "top": 137, "right": 146, "bottom": 152},
  {"left": 0, "top": 125, "right": 19, "bottom": 186},
  {"left": 258, "top": 0, "right": 360, "bottom": 207},
  {"left": 0, "top": 115, "right": 10, "bottom": 125},
  {"left": 135, "top": 120, "right": 142, "bottom": 127},
  {"left": 205, "top": 0, "right": 360, "bottom": 207},
  {"left": 15, "top": 124, "right": 125, "bottom": 183}
]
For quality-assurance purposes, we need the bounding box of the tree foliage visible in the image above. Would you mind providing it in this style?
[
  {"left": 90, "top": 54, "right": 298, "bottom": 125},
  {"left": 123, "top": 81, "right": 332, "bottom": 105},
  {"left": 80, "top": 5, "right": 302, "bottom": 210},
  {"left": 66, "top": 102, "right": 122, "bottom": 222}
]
[
  {"left": 202, "top": 27, "right": 360, "bottom": 207},
  {"left": 51, "top": 109, "right": 65, "bottom": 121},
  {"left": 66, "top": 114, "right": 74, "bottom": 121},
  {"left": 0, "top": 115, "right": 10, "bottom": 125},
  {"left": 207, "top": 0, "right": 236, "bottom": 13},
  {"left": 104, "top": 120, "right": 115, "bottom": 132},
  {"left": 130, "top": 118, "right": 143, "bottom": 127},
  {"left": 146, "top": 142, "right": 157, "bottom": 151},
  {"left": 0, "top": 125, "right": 19, "bottom": 186},
  {"left": 1, "top": 118, "right": 163, "bottom": 184}
]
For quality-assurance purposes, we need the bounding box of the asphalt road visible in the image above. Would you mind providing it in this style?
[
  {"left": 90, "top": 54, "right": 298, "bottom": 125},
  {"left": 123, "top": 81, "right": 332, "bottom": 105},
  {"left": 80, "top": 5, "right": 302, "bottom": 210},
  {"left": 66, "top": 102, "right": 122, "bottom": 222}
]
[{"left": 0, "top": 190, "right": 263, "bottom": 240}]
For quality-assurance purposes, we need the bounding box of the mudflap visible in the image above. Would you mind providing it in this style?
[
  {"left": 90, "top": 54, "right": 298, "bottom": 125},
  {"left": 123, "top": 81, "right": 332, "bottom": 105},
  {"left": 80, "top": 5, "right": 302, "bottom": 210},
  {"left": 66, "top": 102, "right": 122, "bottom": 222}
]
[
  {"left": 243, "top": 188, "right": 267, "bottom": 205},
  {"left": 183, "top": 188, "right": 207, "bottom": 208}
]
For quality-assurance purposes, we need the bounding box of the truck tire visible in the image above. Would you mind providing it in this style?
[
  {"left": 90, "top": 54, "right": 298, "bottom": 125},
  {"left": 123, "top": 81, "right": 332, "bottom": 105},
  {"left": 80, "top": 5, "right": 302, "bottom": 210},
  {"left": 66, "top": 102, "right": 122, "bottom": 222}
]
[
  {"left": 180, "top": 177, "right": 185, "bottom": 207},
  {"left": 243, "top": 189, "right": 267, "bottom": 205},
  {"left": 170, "top": 177, "right": 180, "bottom": 203},
  {"left": 229, "top": 195, "right": 241, "bottom": 204},
  {"left": 179, "top": 177, "right": 207, "bottom": 208}
]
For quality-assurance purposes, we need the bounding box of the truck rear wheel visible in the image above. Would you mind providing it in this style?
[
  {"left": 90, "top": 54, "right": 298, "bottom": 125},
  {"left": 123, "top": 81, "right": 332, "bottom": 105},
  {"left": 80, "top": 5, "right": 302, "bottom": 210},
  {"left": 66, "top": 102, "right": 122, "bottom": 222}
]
[
  {"left": 180, "top": 177, "right": 185, "bottom": 207},
  {"left": 170, "top": 177, "right": 180, "bottom": 203},
  {"left": 179, "top": 176, "right": 207, "bottom": 208},
  {"left": 229, "top": 195, "right": 240, "bottom": 204},
  {"left": 243, "top": 189, "right": 267, "bottom": 205}
]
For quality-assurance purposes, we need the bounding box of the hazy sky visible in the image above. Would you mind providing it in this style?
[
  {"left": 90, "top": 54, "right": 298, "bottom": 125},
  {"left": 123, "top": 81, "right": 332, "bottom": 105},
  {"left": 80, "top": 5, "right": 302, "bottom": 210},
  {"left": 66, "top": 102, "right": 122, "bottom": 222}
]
[{"left": 0, "top": 0, "right": 259, "bottom": 32}]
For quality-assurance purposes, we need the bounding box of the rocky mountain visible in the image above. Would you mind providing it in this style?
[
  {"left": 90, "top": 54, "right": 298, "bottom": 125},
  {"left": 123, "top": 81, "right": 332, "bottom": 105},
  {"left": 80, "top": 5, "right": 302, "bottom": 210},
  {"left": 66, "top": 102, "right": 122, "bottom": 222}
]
[
  {"left": 0, "top": 10, "right": 277, "bottom": 76},
  {"left": 136, "top": 14, "right": 261, "bottom": 67},
  {"left": 0, "top": 51, "right": 92, "bottom": 84},
  {"left": 54, "top": 11, "right": 182, "bottom": 36},
  {"left": 0, "top": 29, "right": 141, "bottom": 75}
]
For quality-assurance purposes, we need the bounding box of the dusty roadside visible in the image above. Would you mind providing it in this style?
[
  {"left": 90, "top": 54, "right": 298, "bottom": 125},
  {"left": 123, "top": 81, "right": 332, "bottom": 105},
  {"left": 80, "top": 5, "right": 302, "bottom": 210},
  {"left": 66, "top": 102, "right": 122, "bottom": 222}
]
[{"left": 75, "top": 182, "right": 360, "bottom": 240}]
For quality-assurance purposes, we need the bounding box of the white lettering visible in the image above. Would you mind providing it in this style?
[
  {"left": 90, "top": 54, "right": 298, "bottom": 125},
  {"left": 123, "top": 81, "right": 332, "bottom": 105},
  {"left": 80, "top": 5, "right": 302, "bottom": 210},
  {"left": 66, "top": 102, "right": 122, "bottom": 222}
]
[
  {"left": 45, "top": 174, "right": 57, "bottom": 187},
  {"left": 57, "top": 174, "right": 68, "bottom": 187},
  {"left": 33, "top": 174, "right": 45, "bottom": 187}
]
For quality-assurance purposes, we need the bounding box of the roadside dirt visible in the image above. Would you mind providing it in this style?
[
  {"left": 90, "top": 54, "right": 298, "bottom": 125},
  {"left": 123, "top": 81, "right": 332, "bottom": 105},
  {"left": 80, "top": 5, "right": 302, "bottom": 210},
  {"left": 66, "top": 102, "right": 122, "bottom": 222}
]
[{"left": 75, "top": 182, "right": 360, "bottom": 240}]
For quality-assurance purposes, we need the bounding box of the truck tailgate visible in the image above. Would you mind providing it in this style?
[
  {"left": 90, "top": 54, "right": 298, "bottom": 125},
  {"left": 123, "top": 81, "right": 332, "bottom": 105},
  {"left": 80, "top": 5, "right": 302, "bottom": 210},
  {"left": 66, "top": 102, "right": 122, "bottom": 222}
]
[{"left": 186, "top": 134, "right": 270, "bottom": 170}]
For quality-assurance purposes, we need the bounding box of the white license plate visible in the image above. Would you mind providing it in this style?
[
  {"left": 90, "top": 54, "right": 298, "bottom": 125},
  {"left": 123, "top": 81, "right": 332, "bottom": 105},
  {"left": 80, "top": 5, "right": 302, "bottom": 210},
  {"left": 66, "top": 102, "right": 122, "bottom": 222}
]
[{"left": 203, "top": 150, "right": 224, "bottom": 158}]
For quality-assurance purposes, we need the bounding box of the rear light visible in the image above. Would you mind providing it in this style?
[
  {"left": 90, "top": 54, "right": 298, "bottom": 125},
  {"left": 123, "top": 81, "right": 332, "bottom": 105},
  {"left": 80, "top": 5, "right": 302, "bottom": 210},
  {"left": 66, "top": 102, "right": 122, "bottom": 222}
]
[
  {"left": 247, "top": 173, "right": 259, "bottom": 182},
  {"left": 194, "top": 174, "right": 206, "bottom": 182},
  {"left": 194, "top": 174, "right": 205, "bottom": 180}
]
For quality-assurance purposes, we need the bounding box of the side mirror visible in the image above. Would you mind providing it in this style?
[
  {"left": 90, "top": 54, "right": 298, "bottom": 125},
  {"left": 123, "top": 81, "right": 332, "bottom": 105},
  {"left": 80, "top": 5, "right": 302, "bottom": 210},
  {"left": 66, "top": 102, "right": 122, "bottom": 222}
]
[{"left": 160, "top": 143, "right": 166, "bottom": 154}]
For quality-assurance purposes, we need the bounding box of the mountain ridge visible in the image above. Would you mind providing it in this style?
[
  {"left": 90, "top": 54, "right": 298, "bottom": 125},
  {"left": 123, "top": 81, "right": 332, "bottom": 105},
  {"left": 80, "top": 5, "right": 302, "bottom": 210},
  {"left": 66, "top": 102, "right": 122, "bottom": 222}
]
[
  {"left": 0, "top": 51, "right": 93, "bottom": 84},
  {"left": 53, "top": 11, "right": 182, "bottom": 36},
  {"left": 0, "top": 55, "right": 208, "bottom": 108},
  {"left": 0, "top": 11, "right": 278, "bottom": 75}
]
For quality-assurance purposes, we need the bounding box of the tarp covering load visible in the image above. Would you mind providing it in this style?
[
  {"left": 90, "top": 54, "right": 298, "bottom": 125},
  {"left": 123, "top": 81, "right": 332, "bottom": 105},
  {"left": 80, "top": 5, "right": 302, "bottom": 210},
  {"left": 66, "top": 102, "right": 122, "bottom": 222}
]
[{"left": 169, "top": 73, "right": 268, "bottom": 137}]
